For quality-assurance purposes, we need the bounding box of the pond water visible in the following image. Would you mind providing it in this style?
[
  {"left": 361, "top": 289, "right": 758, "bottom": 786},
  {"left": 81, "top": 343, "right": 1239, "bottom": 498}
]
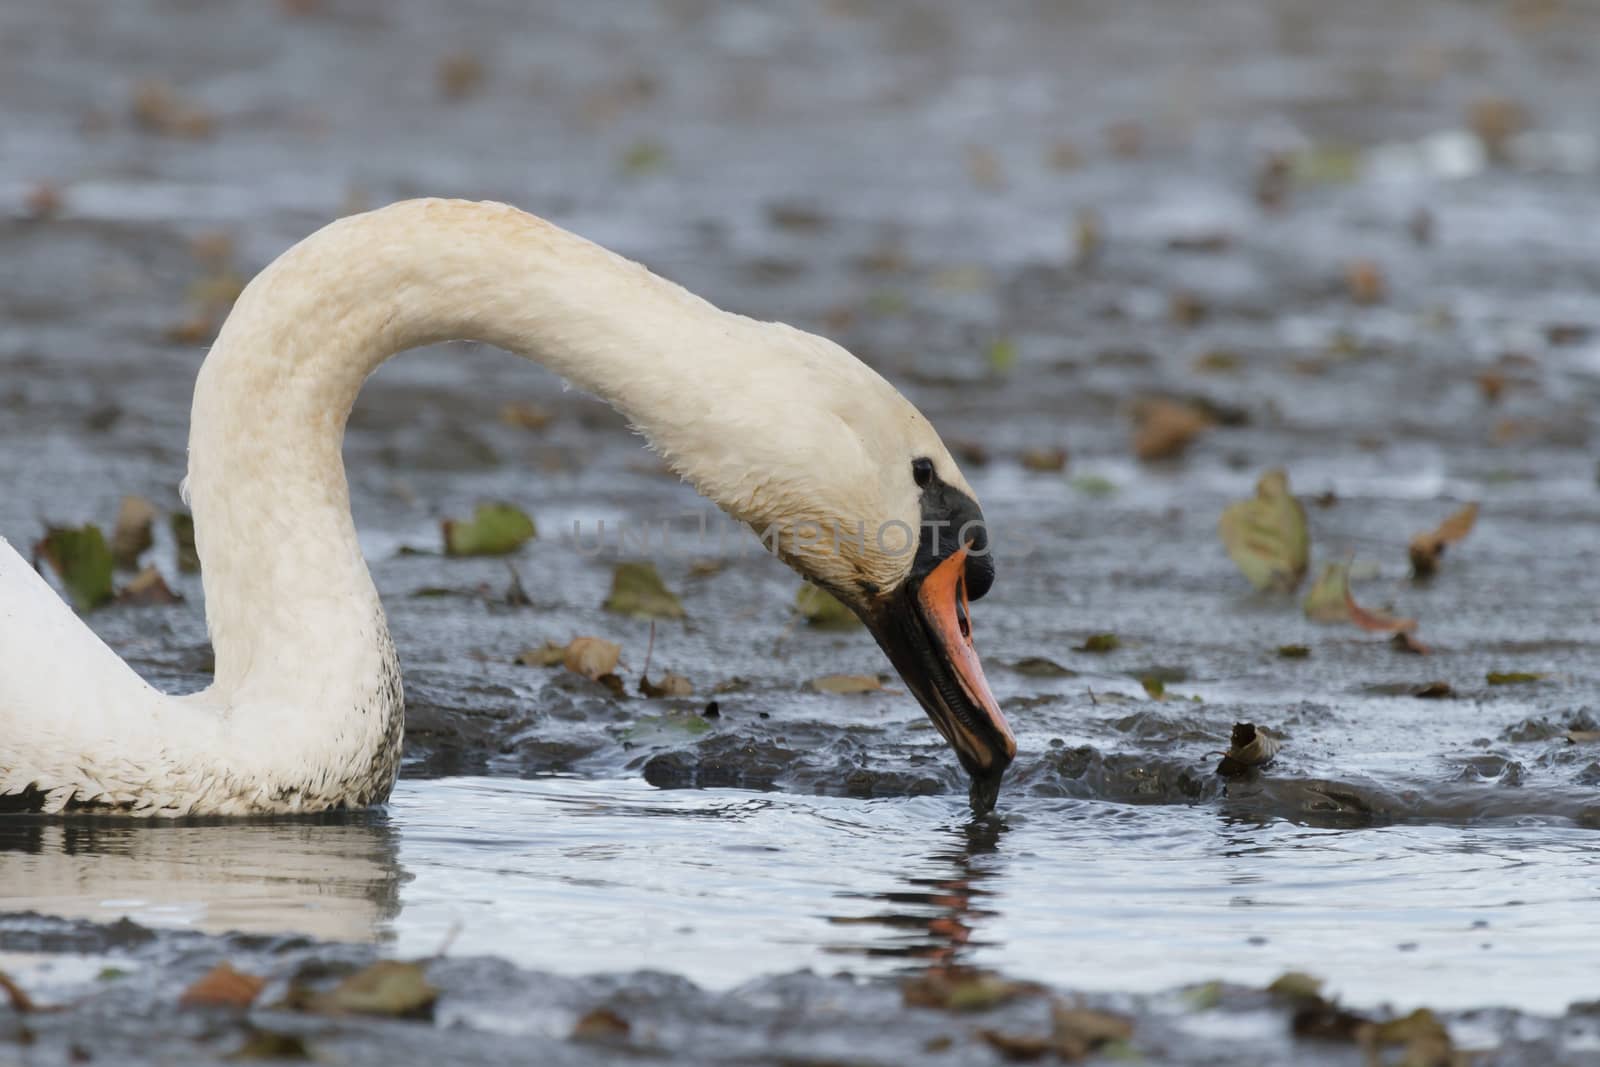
[{"left": 5, "top": 776, "right": 1595, "bottom": 1014}]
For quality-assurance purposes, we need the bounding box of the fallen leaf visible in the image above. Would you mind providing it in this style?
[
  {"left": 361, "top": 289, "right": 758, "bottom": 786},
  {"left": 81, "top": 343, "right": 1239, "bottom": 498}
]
[
  {"left": 571, "top": 1007, "right": 630, "bottom": 1042},
  {"left": 1345, "top": 581, "right": 1417, "bottom": 634},
  {"left": 1219, "top": 470, "right": 1310, "bottom": 593},
  {"left": 1019, "top": 447, "right": 1068, "bottom": 472},
  {"left": 25, "top": 183, "right": 63, "bottom": 219},
  {"left": 131, "top": 80, "right": 214, "bottom": 138},
  {"left": 499, "top": 402, "right": 552, "bottom": 431},
  {"left": 620, "top": 139, "right": 668, "bottom": 176},
  {"left": 34, "top": 524, "right": 114, "bottom": 611},
  {"left": 1292, "top": 1000, "right": 1370, "bottom": 1043},
  {"left": 987, "top": 338, "right": 1018, "bottom": 373},
  {"left": 1409, "top": 503, "right": 1478, "bottom": 578},
  {"left": 795, "top": 583, "right": 861, "bottom": 629},
  {"left": 1140, "top": 678, "right": 1166, "bottom": 700},
  {"left": 1217, "top": 722, "right": 1282, "bottom": 776},
  {"left": 1132, "top": 398, "right": 1211, "bottom": 461},
  {"left": 118, "top": 566, "right": 182, "bottom": 606},
  {"left": 1545, "top": 323, "right": 1591, "bottom": 346},
  {"left": 1566, "top": 731, "right": 1600, "bottom": 744},
  {"left": 1266, "top": 972, "right": 1324, "bottom": 1003},
  {"left": 1070, "top": 474, "right": 1117, "bottom": 497},
  {"left": 228, "top": 1026, "right": 311, "bottom": 1061},
  {"left": 515, "top": 641, "right": 568, "bottom": 667},
  {"left": 811, "top": 674, "right": 885, "bottom": 694},
  {"left": 1345, "top": 260, "right": 1385, "bottom": 305},
  {"left": 1051, "top": 1003, "right": 1134, "bottom": 1060},
  {"left": 436, "top": 52, "right": 485, "bottom": 100},
  {"left": 171, "top": 512, "right": 200, "bottom": 573},
  {"left": 686, "top": 559, "right": 726, "bottom": 579},
  {"left": 1413, "top": 681, "right": 1453, "bottom": 699},
  {"left": 1276, "top": 645, "right": 1311, "bottom": 659},
  {"left": 902, "top": 970, "right": 1035, "bottom": 1013},
  {"left": 1469, "top": 97, "right": 1527, "bottom": 161},
  {"left": 306, "top": 960, "right": 436, "bottom": 1020},
  {"left": 181, "top": 962, "right": 266, "bottom": 1009},
  {"left": 1075, "top": 633, "right": 1119, "bottom": 653},
  {"left": 1169, "top": 290, "right": 1208, "bottom": 326},
  {"left": 1486, "top": 671, "right": 1543, "bottom": 685},
  {"left": 639, "top": 671, "right": 693, "bottom": 698},
  {"left": 442, "top": 502, "right": 536, "bottom": 557},
  {"left": 1367, "top": 1007, "right": 1454, "bottom": 1067},
  {"left": 110, "top": 495, "right": 157, "bottom": 568},
  {"left": 978, "top": 1029, "right": 1051, "bottom": 1062},
  {"left": 563, "top": 637, "right": 622, "bottom": 681},
  {"left": 1010, "top": 656, "right": 1077, "bottom": 677},
  {"left": 1303, "top": 563, "right": 1351, "bottom": 623},
  {"left": 1192, "top": 349, "right": 1242, "bottom": 374},
  {"left": 1391, "top": 632, "right": 1431, "bottom": 655},
  {"left": 604, "top": 562, "right": 685, "bottom": 619}
]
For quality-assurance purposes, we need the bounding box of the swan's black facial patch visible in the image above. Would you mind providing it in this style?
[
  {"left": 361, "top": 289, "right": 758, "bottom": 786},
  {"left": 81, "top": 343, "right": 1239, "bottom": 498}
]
[{"left": 908, "top": 465, "right": 992, "bottom": 600}]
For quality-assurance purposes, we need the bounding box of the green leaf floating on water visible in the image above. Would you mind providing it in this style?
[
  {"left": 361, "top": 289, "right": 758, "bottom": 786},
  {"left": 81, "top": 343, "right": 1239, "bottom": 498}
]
[
  {"left": 795, "top": 583, "right": 860, "bottom": 629},
  {"left": 34, "top": 524, "right": 114, "bottom": 612},
  {"left": 305, "top": 960, "right": 437, "bottom": 1020},
  {"left": 604, "top": 562, "right": 685, "bottom": 619},
  {"left": 624, "top": 711, "right": 711, "bottom": 739},
  {"left": 1218, "top": 469, "right": 1309, "bottom": 593},
  {"left": 1486, "top": 671, "right": 1544, "bottom": 685},
  {"left": 442, "top": 502, "right": 536, "bottom": 557}
]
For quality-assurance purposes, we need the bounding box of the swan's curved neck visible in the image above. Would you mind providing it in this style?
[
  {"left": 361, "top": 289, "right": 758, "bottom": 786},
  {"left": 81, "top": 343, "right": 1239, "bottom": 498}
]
[{"left": 187, "top": 200, "right": 744, "bottom": 704}]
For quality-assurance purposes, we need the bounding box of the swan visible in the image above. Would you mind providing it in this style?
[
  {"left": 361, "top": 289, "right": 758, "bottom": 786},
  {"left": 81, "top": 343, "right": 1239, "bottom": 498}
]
[{"left": 0, "top": 199, "right": 1015, "bottom": 819}]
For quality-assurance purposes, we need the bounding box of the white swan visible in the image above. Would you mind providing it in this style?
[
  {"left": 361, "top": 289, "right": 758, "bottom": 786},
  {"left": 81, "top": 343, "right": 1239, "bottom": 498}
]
[{"left": 0, "top": 199, "right": 1014, "bottom": 818}]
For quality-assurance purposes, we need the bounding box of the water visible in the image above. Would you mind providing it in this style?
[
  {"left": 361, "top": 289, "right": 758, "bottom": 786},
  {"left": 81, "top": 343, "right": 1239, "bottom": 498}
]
[{"left": 5, "top": 777, "right": 1595, "bottom": 1015}]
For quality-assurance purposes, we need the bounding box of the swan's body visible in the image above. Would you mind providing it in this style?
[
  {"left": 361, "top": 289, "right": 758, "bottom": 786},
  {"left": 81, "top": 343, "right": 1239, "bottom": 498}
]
[{"left": 0, "top": 199, "right": 1014, "bottom": 817}]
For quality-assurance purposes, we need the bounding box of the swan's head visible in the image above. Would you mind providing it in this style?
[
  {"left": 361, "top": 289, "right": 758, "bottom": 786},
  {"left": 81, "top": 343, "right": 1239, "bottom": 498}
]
[{"left": 657, "top": 323, "right": 1018, "bottom": 813}]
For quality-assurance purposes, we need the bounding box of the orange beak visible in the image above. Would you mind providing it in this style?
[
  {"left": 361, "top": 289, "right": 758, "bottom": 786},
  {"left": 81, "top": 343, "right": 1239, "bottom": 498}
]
[{"left": 863, "top": 543, "right": 1017, "bottom": 814}]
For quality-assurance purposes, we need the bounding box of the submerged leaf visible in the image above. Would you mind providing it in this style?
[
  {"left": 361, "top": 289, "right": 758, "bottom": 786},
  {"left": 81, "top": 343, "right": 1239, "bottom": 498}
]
[
  {"left": 442, "top": 502, "right": 536, "bottom": 557},
  {"left": 1217, "top": 722, "right": 1282, "bottom": 777},
  {"left": 604, "top": 562, "right": 685, "bottom": 619},
  {"left": 795, "top": 583, "right": 861, "bottom": 629},
  {"left": 811, "top": 674, "right": 885, "bottom": 694},
  {"left": 1486, "top": 671, "right": 1543, "bottom": 685},
  {"left": 34, "top": 524, "right": 115, "bottom": 611},
  {"left": 181, "top": 963, "right": 266, "bottom": 1010},
  {"left": 1219, "top": 470, "right": 1309, "bottom": 593},
  {"left": 1409, "top": 503, "right": 1478, "bottom": 578},
  {"left": 308, "top": 960, "right": 436, "bottom": 1020}
]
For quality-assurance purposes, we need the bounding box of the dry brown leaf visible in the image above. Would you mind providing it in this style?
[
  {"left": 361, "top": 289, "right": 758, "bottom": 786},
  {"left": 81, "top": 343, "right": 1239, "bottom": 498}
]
[
  {"left": 0, "top": 971, "right": 38, "bottom": 1013},
  {"left": 1409, "top": 503, "right": 1478, "bottom": 578},
  {"left": 1469, "top": 97, "right": 1527, "bottom": 160},
  {"left": 1217, "top": 722, "right": 1282, "bottom": 777},
  {"left": 564, "top": 637, "right": 622, "bottom": 681},
  {"left": 180, "top": 962, "right": 266, "bottom": 1009},
  {"left": 25, "top": 183, "right": 63, "bottom": 219},
  {"left": 1346, "top": 582, "right": 1417, "bottom": 634},
  {"left": 811, "top": 674, "right": 884, "bottom": 694},
  {"left": 118, "top": 565, "right": 182, "bottom": 606},
  {"left": 1132, "top": 398, "right": 1211, "bottom": 461},
  {"left": 1222, "top": 470, "right": 1310, "bottom": 593},
  {"left": 307, "top": 960, "right": 436, "bottom": 1019},
  {"left": 437, "top": 53, "right": 486, "bottom": 100},
  {"left": 516, "top": 641, "right": 567, "bottom": 667},
  {"left": 903, "top": 970, "right": 1037, "bottom": 1013},
  {"left": 1345, "top": 260, "right": 1385, "bottom": 305},
  {"left": 1567, "top": 731, "right": 1600, "bottom": 744},
  {"left": 131, "top": 80, "right": 213, "bottom": 138},
  {"left": 1051, "top": 1003, "right": 1134, "bottom": 1060},
  {"left": 571, "top": 1007, "right": 630, "bottom": 1042},
  {"left": 1391, "top": 631, "right": 1431, "bottom": 655},
  {"left": 1019, "top": 447, "right": 1068, "bottom": 473},
  {"left": 111, "top": 494, "right": 157, "bottom": 569},
  {"left": 639, "top": 671, "right": 693, "bottom": 698},
  {"left": 499, "top": 402, "right": 553, "bottom": 431},
  {"left": 1413, "top": 681, "right": 1453, "bottom": 699},
  {"left": 979, "top": 1028, "right": 1052, "bottom": 1062}
]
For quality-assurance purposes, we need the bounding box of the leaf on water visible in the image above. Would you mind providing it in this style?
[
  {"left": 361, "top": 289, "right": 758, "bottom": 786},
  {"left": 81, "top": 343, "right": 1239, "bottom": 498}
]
[
  {"left": 1303, "top": 563, "right": 1351, "bottom": 623},
  {"left": 1367, "top": 1007, "right": 1454, "bottom": 1066},
  {"left": 171, "top": 512, "right": 200, "bottom": 573},
  {"left": 1345, "top": 580, "right": 1417, "bottom": 634},
  {"left": 978, "top": 1028, "right": 1052, "bottom": 1062},
  {"left": 639, "top": 671, "right": 693, "bottom": 698},
  {"left": 228, "top": 1026, "right": 312, "bottom": 1061},
  {"left": 1069, "top": 474, "right": 1117, "bottom": 497},
  {"left": 1266, "top": 971, "right": 1324, "bottom": 1003},
  {"left": 562, "top": 637, "right": 622, "bottom": 681},
  {"left": 1409, "top": 503, "right": 1478, "bottom": 578},
  {"left": 795, "top": 583, "right": 861, "bottom": 630},
  {"left": 34, "top": 524, "right": 114, "bottom": 612},
  {"left": 1486, "top": 671, "right": 1543, "bottom": 685},
  {"left": 180, "top": 962, "right": 267, "bottom": 1010},
  {"left": 436, "top": 52, "right": 485, "bottom": 100},
  {"left": 1391, "top": 632, "right": 1431, "bottom": 655},
  {"left": 811, "top": 674, "right": 885, "bottom": 694},
  {"left": 571, "top": 1007, "right": 630, "bottom": 1042},
  {"left": 118, "top": 566, "right": 182, "bottom": 606},
  {"left": 1345, "top": 260, "right": 1385, "bottom": 305},
  {"left": 987, "top": 338, "right": 1018, "bottom": 373},
  {"left": 1219, "top": 469, "right": 1309, "bottom": 593},
  {"left": 1019, "top": 446, "right": 1068, "bottom": 473},
  {"left": 1276, "top": 645, "right": 1311, "bottom": 659},
  {"left": 1051, "top": 1003, "right": 1135, "bottom": 1060},
  {"left": 1566, "top": 731, "right": 1600, "bottom": 744},
  {"left": 620, "top": 139, "right": 668, "bottom": 175},
  {"left": 1131, "top": 398, "right": 1211, "bottom": 462},
  {"left": 604, "top": 562, "right": 685, "bottom": 619},
  {"left": 306, "top": 960, "right": 437, "bottom": 1020},
  {"left": 1140, "top": 678, "right": 1166, "bottom": 700},
  {"left": 1010, "top": 656, "right": 1077, "bottom": 677},
  {"left": 1217, "top": 722, "right": 1282, "bottom": 777},
  {"left": 902, "top": 970, "right": 1036, "bottom": 1013},
  {"left": 131, "top": 80, "right": 214, "bottom": 138},
  {"left": 515, "top": 641, "right": 568, "bottom": 667},
  {"left": 111, "top": 495, "right": 157, "bottom": 569},
  {"left": 442, "top": 502, "right": 536, "bottom": 557},
  {"left": 1076, "top": 633, "right": 1120, "bottom": 653},
  {"left": 1413, "top": 681, "right": 1453, "bottom": 699}
]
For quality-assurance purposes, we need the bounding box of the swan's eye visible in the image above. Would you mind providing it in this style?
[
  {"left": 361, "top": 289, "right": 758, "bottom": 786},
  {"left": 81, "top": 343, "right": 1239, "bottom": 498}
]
[{"left": 911, "top": 457, "right": 935, "bottom": 488}]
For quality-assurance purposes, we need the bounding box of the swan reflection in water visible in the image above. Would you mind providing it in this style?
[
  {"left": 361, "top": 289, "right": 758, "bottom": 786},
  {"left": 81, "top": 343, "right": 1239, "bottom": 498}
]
[
  {"left": 0, "top": 810, "right": 405, "bottom": 944},
  {"left": 823, "top": 818, "right": 1004, "bottom": 973}
]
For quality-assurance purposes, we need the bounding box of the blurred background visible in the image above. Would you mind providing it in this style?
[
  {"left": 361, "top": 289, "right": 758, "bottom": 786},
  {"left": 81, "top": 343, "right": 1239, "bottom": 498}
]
[{"left": 3, "top": 0, "right": 1600, "bottom": 1049}]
